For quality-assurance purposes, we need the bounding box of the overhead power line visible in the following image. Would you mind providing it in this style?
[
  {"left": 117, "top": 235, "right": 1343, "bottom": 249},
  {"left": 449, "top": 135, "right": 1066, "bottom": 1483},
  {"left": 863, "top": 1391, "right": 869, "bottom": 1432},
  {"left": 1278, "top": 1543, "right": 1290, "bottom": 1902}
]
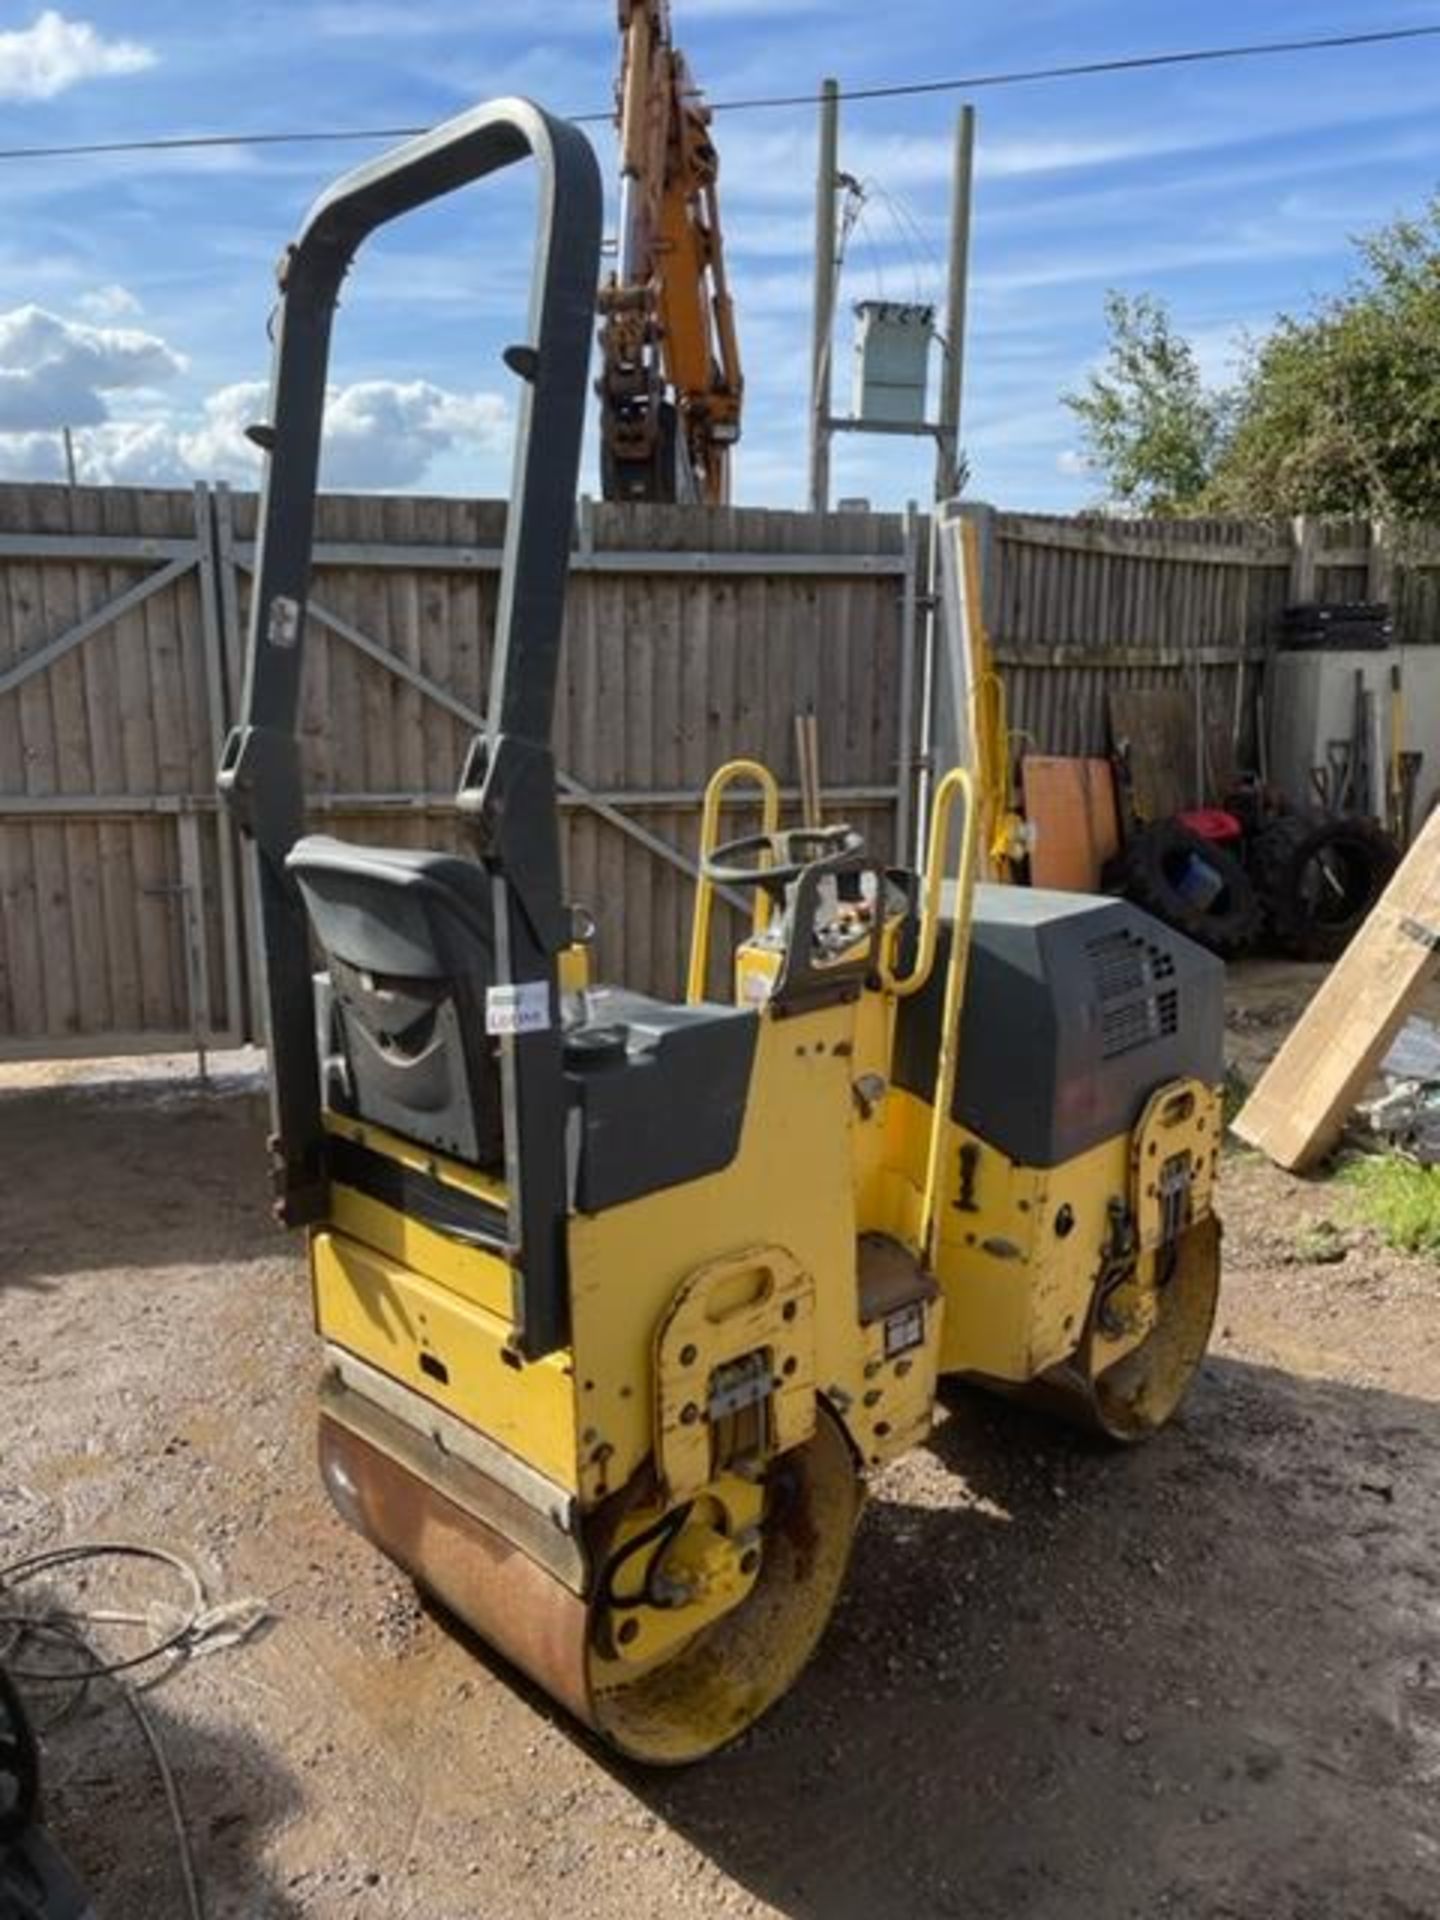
[{"left": 0, "top": 23, "right": 1436, "bottom": 163}]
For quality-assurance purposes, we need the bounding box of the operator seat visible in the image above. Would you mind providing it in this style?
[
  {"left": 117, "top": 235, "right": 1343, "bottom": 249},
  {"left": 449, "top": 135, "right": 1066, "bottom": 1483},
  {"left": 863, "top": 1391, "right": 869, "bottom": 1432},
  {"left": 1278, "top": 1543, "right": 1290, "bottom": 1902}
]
[
  {"left": 288, "top": 834, "right": 761, "bottom": 1208},
  {"left": 287, "top": 835, "right": 504, "bottom": 1168}
]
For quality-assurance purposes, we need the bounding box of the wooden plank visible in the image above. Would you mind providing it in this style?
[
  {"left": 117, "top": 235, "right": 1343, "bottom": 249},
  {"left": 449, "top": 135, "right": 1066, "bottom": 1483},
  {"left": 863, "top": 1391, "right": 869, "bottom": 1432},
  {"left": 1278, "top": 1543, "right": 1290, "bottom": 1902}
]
[
  {"left": 594, "top": 544, "right": 628, "bottom": 982},
  {"left": 0, "top": 538, "right": 39, "bottom": 1035},
  {"left": 413, "top": 498, "right": 453, "bottom": 787},
  {"left": 132, "top": 495, "right": 186, "bottom": 1028},
  {"left": 1107, "top": 685, "right": 1194, "bottom": 821},
  {"left": 995, "top": 514, "right": 1291, "bottom": 567},
  {"left": 622, "top": 508, "right": 655, "bottom": 985},
  {"left": 6, "top": 516, "right": 81, "bottom": 1040},
  {"left": 1234, "top": 804, "right": 1440, "bottom": 1170},
  {"left": 993, "top": 644, "right": 1260, "bottom": 670},
  {"left": 1021, "top": 756, "right": 1120, "bottom": 891},
  {"left": 109, "top": 495, "right": 162, "bottom": 802},
  {"left": 1289, "top": 514, "right": 1319, "bottom": 604},
  {"left": 354, "top": 496, "right": 397, "bottom": 805},
  {"left": 446, "top": 496, "right": 485, "bottom": 749},
  {"left": 136, "top": 494, "right": 192, "bottom": 798},
  {"left": 98, "top": 490, "right": 145, "bottom": 1031},
  {"left": 384, "top": 495, "right": 427, "bottom": 801},
  {"left": 37, "top": 486, "right": 111, "bottom": 1034},
  {"left": 649, "top": 552, "right": 683, "bottom": 996}
]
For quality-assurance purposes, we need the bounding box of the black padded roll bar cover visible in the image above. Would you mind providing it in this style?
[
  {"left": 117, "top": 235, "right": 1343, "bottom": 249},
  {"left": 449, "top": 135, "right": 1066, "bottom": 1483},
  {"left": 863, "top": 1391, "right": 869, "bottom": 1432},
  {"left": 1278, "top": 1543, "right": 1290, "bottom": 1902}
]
[
  {"left": 224, "top": 97, "right": 602, "bottom": 1268},
  {"left": 239, "top": 97, "right": 603, "bottom": 748}
]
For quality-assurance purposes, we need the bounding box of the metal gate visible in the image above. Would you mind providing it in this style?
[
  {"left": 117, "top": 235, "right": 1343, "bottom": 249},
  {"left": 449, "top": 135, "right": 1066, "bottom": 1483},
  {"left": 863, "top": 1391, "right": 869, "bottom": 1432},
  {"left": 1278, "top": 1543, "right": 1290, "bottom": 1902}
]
[{"left": 0, "top": 484, "right": 243, "bottom": 1059}]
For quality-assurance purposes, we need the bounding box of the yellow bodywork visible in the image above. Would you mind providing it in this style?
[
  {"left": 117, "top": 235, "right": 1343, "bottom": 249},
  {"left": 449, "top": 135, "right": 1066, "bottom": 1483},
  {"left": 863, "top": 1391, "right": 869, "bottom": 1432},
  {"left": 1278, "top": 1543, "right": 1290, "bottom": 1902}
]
[
  {"left": 312, "top": 1230, "right": 577, "bottom": 1487},
  {"left": 307, "top": 751, "right": 1222, "bottom": 1764},
  {"left": 567, "top": 997, "right": 865, "bottom": 1504},
  {"left": 312, "top": 750, "right": 1220, "bottom": 1489}
]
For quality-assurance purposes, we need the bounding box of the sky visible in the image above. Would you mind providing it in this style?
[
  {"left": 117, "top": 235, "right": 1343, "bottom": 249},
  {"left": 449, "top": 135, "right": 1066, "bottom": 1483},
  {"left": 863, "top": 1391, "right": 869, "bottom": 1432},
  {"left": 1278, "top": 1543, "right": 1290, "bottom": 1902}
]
[{"left": 1, "top": 3, "right": 1440, "bottom": 511}]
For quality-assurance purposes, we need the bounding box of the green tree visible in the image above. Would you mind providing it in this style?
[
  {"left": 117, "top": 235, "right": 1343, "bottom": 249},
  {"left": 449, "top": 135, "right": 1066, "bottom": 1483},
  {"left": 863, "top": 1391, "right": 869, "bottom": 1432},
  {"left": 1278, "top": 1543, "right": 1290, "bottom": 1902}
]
[
  {"left": 1064, "top": 196, "right": 1440, "bottom": 522},
  {"left": 1210, "top": 196, "right": 1440, "bottom": 520},
  {"left": 1063, "top": 291, "right": 1226, "bottom": 514}
]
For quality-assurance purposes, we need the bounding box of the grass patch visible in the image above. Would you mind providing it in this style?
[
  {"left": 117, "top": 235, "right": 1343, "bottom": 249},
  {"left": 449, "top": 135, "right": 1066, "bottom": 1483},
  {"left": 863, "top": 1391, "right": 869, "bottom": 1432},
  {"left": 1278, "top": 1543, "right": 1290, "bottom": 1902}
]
[
  {"left": 1339, "top": 1153, "right": 1440, "bottom": 1256},
  {"left": 1292, "top": 1219, "right": 1347, "bottom": 1265},
  {"left": 1221, "top": 1066, "right": 1250, "bottom": 1133}
]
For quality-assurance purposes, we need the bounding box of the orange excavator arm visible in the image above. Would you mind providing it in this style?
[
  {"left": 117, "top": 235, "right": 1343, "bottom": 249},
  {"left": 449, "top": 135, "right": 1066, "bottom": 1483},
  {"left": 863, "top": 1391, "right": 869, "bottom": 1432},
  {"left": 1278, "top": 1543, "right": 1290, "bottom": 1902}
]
[{"left": 597, "top": 0, "right": 743, "bottom": 504}]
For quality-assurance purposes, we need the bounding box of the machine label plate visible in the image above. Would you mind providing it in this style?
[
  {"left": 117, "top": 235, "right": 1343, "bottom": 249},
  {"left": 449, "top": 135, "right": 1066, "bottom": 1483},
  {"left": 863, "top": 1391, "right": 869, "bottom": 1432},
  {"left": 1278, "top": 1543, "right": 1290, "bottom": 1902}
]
[
  {"left": 266, "top": 594, "right": 301, "bottom": 648},
  {"left": 485, "top": 982, "right": 552, "bottom": 1036},
  {"left": 883, "top": 1302, "right": 926, "bottom": 1358}
]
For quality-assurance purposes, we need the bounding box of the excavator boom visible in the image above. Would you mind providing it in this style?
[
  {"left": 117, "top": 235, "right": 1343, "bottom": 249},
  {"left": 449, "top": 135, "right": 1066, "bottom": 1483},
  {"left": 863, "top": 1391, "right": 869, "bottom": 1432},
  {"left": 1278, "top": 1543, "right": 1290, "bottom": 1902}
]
[{"left": 598, "top": 0, "right": 742, "bottom": 504}]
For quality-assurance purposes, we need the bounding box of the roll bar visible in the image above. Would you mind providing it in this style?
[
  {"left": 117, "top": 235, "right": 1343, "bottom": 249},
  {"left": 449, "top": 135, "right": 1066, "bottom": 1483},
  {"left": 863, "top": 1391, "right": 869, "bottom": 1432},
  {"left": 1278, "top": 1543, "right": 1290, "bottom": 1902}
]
[{"left": 220, "top": 100, "right": 602, "bottom": 1355}]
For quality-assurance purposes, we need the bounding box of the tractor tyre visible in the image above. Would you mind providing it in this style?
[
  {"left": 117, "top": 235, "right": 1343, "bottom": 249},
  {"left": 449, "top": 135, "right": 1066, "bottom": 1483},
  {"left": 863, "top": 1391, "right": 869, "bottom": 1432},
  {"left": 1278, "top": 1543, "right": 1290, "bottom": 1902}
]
[
  {"left": 1121, "top": 819, "right": 1261, "bottom": 958},
  {"left": 1251, "top": 812, "right": 1400, "bottom": 960}
]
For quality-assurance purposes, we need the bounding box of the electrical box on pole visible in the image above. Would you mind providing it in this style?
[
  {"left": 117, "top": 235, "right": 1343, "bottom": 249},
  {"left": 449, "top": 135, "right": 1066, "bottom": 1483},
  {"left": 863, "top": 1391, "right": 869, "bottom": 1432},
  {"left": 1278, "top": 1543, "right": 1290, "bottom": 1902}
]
[{"left": 852, "top": 301, "right": 934, "bottom": 426}]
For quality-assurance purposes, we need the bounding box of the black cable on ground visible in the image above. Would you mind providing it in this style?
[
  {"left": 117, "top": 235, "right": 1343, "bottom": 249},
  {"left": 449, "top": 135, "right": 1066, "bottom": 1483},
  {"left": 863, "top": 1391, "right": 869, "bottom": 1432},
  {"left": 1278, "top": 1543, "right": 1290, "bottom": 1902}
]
[
  {"left": 0, "top": 1542, "right": 206, "bottom": 1682},
  {"left": 0, "top": 1542, "right": 213, "bottom": 1920}
]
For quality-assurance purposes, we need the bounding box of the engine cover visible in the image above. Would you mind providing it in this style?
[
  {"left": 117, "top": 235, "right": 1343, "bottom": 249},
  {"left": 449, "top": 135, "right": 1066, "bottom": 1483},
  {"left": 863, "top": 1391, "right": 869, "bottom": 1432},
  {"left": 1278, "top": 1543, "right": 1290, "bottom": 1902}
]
[{"left": 893, "top": 884, "right": 1225, "bottom": 1167}]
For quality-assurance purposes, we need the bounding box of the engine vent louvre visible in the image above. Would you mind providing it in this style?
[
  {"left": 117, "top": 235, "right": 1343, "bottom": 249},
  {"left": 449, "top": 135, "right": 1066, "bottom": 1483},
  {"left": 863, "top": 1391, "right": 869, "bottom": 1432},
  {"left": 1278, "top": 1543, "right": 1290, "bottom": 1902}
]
[{"left": 1087, "top": 930, "right": 1180, "bottom": 1060}]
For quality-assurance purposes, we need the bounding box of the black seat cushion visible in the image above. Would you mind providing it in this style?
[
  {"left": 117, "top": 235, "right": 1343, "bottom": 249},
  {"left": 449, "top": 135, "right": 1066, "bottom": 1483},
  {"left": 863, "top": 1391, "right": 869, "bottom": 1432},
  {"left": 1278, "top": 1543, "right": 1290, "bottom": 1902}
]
[{"left": 287, "top": 835, "right": 503, "bottom": 1168}]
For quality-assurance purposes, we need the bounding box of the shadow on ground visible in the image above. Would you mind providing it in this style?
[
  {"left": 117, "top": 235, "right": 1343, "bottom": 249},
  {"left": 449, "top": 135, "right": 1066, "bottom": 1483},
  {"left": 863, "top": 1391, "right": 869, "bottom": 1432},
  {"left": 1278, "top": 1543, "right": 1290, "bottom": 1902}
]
[
  {"left": 2, "top": 1078, "right": 274, "bottom": 1287},
  {"left": 621, "top": 1361, "right": 1440, "bottom": 1920},
  {"left": 13, "top": 1072, "right": 1439, "bottom": 1917},
  {"left": 11, "top": 1670, "right": 304, "bottom": 1920}
]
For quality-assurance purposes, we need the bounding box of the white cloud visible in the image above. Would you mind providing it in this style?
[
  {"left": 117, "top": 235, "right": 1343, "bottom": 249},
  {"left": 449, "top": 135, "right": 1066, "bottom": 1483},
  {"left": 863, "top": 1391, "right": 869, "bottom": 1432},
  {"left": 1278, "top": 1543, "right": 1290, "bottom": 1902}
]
[
  {"left": 0, "top": 304, "right": 184, "bottom": 431},
  {"left": 76, "top": 284, "right": 142, "bottom": 321},
  {"left": 322, "top": 380, "right": 508, "bottom": 487},
  {"left": 0, "top": 375, "right": 513, "bottom": 489},
  {"left": 178, "top": 378, "right": 511, "bottom": 489},
  {"left": 1056, "top": 449, "right": 1089, "bottom": 477},
  {"left": 0, "top": 10, "right": 154, "bottom": 100}
]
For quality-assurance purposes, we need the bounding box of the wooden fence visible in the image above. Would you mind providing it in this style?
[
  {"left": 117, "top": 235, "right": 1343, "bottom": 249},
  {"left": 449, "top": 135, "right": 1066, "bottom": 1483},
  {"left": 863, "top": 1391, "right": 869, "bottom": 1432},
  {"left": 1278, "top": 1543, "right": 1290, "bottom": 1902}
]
[
  {"left": 6, "top": 483, "right": 1438, "bottom": 1064},
  {"left": 965, "top": 509, "right": 1440, "bottom": 776},
  {"left": 0, "top": 484, "right": 921, "bottom": 1059}
]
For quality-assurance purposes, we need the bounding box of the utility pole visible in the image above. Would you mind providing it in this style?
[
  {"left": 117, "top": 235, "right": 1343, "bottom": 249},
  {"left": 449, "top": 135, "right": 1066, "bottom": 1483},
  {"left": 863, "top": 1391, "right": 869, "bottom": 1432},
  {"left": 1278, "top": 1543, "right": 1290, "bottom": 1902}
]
[
  {"left": 808, "top": 76, "right": 840, "bottom": 513},
  {"left": 935, "top": 105, "right": 975, "bottom": 503},
  {"left": 61, "top": 426, "right": 77, "bottom": 488}
]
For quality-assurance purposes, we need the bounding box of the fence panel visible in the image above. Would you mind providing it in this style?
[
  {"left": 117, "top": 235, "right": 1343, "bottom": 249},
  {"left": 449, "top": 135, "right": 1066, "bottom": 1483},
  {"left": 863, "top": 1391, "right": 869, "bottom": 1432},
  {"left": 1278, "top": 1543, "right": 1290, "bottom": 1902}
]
[
  {"left": 0, "top": 484, "right": 916, "bottom": 1057},
  {"left": 219, "top": 489, "right": 916, "bottom": 1007},
  {"left": 14, "top": 482, "right": 1437, "bottom": 1063},
  {"left": 0, "top": 484, "right": 243, "bottom": 1057},
  {"left": 964, "top": 508, "right": 1440, "bottom": 784}
]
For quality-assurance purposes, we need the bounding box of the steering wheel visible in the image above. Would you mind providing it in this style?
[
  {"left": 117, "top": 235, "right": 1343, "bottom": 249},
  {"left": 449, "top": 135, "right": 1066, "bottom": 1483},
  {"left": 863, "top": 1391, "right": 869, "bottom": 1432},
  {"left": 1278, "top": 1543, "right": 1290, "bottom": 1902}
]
[
  {"left": 704, "top": 826, "right": 866, "bottom": 901},
  {"left": 0, "top": 1666, "right": 39, "bottom": 1843}
]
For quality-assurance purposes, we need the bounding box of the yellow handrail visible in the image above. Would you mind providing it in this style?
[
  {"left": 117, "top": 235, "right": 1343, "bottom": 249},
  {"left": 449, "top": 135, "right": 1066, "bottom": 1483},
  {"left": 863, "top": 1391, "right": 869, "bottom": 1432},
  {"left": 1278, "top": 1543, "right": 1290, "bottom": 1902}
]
[
  {"left": 879, "top": 766, "right": 980, "bottom": 1262},
  {"left": 686, "top": 758, "right": 780, "bottom": 1004},
  {"left": 879, "top": 765, "right": 977, "bottom": 1001}
]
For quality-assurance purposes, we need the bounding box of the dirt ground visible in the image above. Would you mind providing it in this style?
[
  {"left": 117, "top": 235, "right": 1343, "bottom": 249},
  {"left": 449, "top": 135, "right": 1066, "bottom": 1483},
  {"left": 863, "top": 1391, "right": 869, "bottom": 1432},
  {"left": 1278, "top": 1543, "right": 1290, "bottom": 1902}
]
[{"left": 3, "top": 960, "right": 1438, "bottom": 1919}]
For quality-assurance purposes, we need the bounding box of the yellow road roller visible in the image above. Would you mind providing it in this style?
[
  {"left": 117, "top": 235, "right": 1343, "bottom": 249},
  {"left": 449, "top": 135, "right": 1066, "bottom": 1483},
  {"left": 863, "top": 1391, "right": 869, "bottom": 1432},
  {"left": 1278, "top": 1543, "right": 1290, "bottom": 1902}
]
[{"left": 220, "top": 98, "right": 1223, "bottom": 1764}]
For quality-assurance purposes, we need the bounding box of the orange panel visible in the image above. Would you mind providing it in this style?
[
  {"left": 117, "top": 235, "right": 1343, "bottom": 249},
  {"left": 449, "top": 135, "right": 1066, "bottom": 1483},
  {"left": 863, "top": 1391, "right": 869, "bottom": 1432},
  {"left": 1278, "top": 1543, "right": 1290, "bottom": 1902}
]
[{"left": 1022, "top": 756, "right": 1121, "bottom": 892}]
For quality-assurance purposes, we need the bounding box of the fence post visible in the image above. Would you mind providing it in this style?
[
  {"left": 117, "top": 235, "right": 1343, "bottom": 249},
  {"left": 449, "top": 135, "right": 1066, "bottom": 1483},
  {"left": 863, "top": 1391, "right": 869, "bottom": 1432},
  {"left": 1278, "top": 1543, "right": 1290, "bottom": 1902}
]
[
  {"left": 1367, "top": 518, "right": 1394, "bottom": 605},
  {"left": 1290, "top": 514, "right": 1318, "bottom": 604}
]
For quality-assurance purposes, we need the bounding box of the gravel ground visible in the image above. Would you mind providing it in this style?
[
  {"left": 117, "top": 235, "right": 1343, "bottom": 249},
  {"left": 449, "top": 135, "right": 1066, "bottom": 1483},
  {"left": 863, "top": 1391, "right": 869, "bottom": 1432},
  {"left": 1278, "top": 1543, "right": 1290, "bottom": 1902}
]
[{"left": 2, "top": 965, "right": 1438, "bottom": 1919}]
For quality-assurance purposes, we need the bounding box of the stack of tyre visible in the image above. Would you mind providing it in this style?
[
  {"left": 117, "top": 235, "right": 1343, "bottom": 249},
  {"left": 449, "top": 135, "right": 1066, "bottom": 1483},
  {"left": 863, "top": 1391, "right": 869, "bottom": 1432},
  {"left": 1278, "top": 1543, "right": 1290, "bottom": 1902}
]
[{"left": 1122, "top": 812, "right": 1399, "bottom": 960}]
